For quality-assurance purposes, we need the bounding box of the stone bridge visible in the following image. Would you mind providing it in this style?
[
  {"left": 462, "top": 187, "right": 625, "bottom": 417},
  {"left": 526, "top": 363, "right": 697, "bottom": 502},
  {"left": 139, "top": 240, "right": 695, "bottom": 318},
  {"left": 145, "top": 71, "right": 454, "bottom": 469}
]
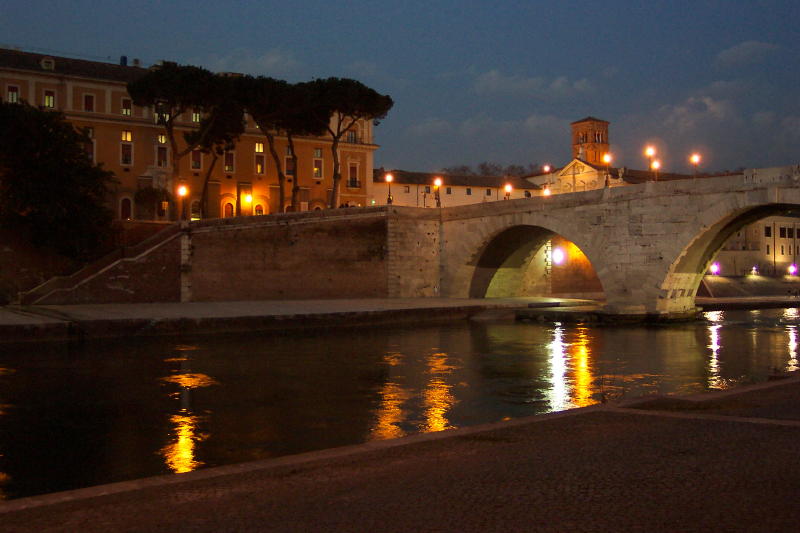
[
  {"left": 430, "top": 167, "right": 800, "bottom": 316},
  {"left": 25, "top": 166, "right": 800, "bottom": 318}
]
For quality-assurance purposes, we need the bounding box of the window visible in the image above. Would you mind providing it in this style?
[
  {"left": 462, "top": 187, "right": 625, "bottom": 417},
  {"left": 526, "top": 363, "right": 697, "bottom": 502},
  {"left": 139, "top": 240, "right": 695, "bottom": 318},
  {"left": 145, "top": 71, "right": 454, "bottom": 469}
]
[
  {"left": 191, "top": 149, "right": 202, "bottom": 170},
  {"left": 782, "top": 245, "right": 785, "bottom": 256},
  {"left": 121, "top": 143, "right": 132, "bottom": 165},
  {"left": 157, "top": 134, "right": 166, "bottom": 144},
  {"left": 43, "top": 90, "right": 55, "bottom": 108},
  {"left": 486, "top": 188, "right": 492, "bottom": 196},
  {"left": 313, "top": 158, "right": 323, "bottom": 178},
  {"left": 224, "top": 152, "right": 235, "bottom": 172},
  {"left": 255, "top": 142, "right": 264, "bottom": 153},
  {"left": 348, "top": 164, "right": 359, "bottom": 187},
  {"left": 6, "top": 85, "right": 19, "bottom": 103},
  {"left": 284, "top": 156, "right": 295, "bottom": 176},
  {"left": 191, "top": 111, "right": 201, "bottom": 123},
  {"left": 594, "top": 131, "right": 603, "bottom": 142},
  {"left": 313, "top": 148, "right": 322, "bottom": 157},
  {"left": 254, "top": 204, "right": 264, "bottom": 216},
  {"left": 765, "top": 226, "right": 772, "bottom": 238},
  {"left": 255, "top": 154, "right": 265, "bottom": 174},
  {"left": 85, "top": 127, "right": 94, "bottom": 138},
  {"left": 285, "top": 145, "right": 292, "bottom": 156},
  {"left": 446, "top": 187, "right": 452, "bottom": 195},
  {"left": 223, "top": 202, "right": 234, "bottom": 218},
  {"left": 121, "top": 130, "right": 132, "bottom": 142},
  {"left": 466, "top": 188, "right": 472, "bottom": 195},
  {"left": 121, "top": 98, "right": 132, "bottom": 116},
  {"left": 83, "top": 94, "right": 94, "bottom": 112},
  {"left": 789, "top": 228, "right": 795, "bottom": 239},
  {"left": 83, "top": 129, "right": 95, "bottom": 162},
  {"left": 425, "top": 185, "right": 431, "bottom": 194},
  {"left": 154, "top": 106, "right": 170, "bottom": 124},
  {"left": 524, "top": 191, "right": 531, "bottom": 198},
  {"left": 780, "top": 227, "right": 787, "bottom": 238},
  {"left": 403, "top": 185, "right": 410, "bottom": 193},
  {"left": 156, "top": 146, "right": 168, "bottom": 167},
  {"left": 767, "top": 244, "right": 771, "bottom": 256},
  {"left": 346, "top": 130, "right": 357, "bottom": 143}
]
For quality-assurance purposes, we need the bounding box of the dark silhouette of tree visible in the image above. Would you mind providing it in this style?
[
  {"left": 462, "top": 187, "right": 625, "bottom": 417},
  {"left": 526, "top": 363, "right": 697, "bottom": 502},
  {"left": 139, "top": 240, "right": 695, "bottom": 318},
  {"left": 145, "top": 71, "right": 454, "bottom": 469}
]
[
  {"left": 307, "top": 78, "right": 393, "bottom": 208},
  {"left": 184, "top": 75, "right": 245, "bottom": 217},
  {"left": 127, "top": 62, "right": 218, "bottom": 195},
  {"left": 0, "top": 101, "right": 115, "bottom": 259},
  {"left": 238, "top": 76, "right": 292, "bottom": 213},
  {"left": 441, "top": 162, "right": 539, "bottom": 177}
]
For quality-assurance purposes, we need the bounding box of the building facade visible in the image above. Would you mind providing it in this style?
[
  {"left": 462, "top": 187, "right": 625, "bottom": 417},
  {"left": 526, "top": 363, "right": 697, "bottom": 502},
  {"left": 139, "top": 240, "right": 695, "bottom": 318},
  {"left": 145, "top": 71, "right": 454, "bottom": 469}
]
[{"left": 0, "top": 48, "right": 378, "bottom": 221}]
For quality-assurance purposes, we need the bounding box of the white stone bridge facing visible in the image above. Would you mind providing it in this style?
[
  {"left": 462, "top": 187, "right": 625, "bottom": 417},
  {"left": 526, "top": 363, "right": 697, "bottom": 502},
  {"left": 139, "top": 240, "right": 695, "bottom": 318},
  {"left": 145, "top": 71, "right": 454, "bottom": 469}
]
[{"left": 428, "top": 167, "right": 800, "bottom": 316}]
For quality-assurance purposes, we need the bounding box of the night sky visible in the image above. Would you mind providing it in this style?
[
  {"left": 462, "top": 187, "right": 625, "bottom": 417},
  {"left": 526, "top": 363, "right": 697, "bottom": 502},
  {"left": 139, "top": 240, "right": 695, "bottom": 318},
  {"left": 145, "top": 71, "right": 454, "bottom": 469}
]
[{"left": 2, "top": 0, "right": 798, "bottom": 173}]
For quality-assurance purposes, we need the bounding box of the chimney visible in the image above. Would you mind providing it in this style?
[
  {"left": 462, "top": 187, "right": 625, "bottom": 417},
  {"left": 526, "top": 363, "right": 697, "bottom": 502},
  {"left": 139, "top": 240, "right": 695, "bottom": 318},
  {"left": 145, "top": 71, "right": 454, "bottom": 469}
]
[{"left": 120, "top": 55, "right": 128, "bottom": 66}]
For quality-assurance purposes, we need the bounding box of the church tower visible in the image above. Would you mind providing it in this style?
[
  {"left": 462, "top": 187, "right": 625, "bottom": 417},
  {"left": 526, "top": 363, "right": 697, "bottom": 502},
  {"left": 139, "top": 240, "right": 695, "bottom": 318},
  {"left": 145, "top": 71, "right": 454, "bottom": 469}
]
[{"left": 571, "top": 117, "right": 609, "bottom": 166}]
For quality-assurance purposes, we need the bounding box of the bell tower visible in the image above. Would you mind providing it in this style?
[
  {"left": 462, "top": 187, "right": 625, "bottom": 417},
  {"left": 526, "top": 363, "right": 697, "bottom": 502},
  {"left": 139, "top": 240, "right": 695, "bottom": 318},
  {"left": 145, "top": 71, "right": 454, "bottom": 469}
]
[{"left": 571, "top": 117, "right": 609, "bottom": 166}]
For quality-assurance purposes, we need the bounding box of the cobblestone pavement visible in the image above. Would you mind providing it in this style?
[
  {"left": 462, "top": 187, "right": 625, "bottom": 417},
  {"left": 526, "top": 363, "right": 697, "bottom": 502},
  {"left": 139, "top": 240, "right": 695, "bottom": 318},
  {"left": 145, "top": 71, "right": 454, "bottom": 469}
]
[{"left": 2, "top": 376, "right": 800, "bottom": 532}]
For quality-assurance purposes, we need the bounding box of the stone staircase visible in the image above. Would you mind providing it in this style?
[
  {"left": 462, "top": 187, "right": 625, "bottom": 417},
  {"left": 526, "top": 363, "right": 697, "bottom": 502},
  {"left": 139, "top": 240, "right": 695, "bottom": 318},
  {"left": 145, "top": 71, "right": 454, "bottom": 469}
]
[{"left": 17, "top": 223, "right": 182, "bottom": 305}]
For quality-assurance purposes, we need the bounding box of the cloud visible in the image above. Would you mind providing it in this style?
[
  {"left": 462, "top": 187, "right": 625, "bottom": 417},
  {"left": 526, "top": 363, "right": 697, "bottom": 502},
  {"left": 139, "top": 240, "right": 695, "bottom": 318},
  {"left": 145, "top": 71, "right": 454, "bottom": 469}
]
[
  {"left": 658, "top": 95, "right": 735, "bottom": 133},
  {"left": 407, "top": 118, "right": 453, "bottom": 136},
  {"left": 473, "top": 69, "right": 592, "bottom": 99},
  {"left": 197, "top": 48, "right": 302, "bottom": 78},
  {"left": 715, "top": 41, "right": 778, "bottom": 68}
]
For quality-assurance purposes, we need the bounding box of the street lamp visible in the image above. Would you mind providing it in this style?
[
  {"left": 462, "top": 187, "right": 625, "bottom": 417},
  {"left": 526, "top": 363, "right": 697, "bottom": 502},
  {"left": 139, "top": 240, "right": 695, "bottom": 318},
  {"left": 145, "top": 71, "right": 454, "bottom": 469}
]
[
  {"left": 504, "top": 183, "right": 512, "bottom": 200},
  {"left": 644, "top": 146, "right": 656, "bottom": 179},
  {"left": 385, "top": 173, "right": 393, "bottom": 204},
  {"left": 433, "top": 177, "right": 442, "bottom": 208},
  {"left": 690, "top": 153, "right": 701, "bottom": 177},
  {"left": 651, "top": 160, "right": 661, "bottom": 181},
  {"left": 602, "top": 153, "right": 613, "bottom": 187},
  {"left": 177, "top": 184, "right": 188, "bottom": 221},
  {"left": 542, "top": 164, "right": 552, "bottom": 194}
]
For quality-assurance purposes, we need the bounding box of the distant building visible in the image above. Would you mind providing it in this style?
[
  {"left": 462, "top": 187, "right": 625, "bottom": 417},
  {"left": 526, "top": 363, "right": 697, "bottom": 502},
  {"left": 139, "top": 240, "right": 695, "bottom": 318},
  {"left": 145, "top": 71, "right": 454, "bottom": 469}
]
[
  {"left": 0, "top": 48, "right": 378, "bottom": 220},
  {"left": 371, "top": 169, "right": 539, "bottom": 207}
]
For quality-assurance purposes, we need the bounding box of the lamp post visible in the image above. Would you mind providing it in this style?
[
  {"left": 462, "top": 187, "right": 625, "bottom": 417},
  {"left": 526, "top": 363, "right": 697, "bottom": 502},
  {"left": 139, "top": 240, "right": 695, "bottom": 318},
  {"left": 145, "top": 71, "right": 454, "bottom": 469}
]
[
  {"left": 433, "top": 177, "right": 442, "bottom": 208},
  {"left": 504, "top": 183, "right": 512, "bottom": 200},
  {"left": 690, "top": 153, "right": 701, "bottom": 178},
  {"left": 385, "top": 173, "right": 393, "bottom": 204},
  {"left": 651, "top": 160, "right": 661, "bottom": 181},
  {"left": 645, "top": 146, "right": 656, "bottom": 180},
  {"left": 177, "top": 184, "right": 188, "bottom": 221},
  {"left": 542, "top": 164, "right": 552, "bottom": 194},
  {"left": 602, "top": 153, "right": 613, "bottom": 187}
]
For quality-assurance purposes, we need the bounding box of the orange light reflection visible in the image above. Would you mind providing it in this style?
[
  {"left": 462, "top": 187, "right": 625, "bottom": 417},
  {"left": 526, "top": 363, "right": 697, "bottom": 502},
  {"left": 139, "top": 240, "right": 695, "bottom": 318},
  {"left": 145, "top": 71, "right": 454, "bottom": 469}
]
[
  {"left": 160, "top": 411, "right": 207, "bottom": 474},
  {"left": 420, "top": 352, "right": 457, "bottom": 433}
]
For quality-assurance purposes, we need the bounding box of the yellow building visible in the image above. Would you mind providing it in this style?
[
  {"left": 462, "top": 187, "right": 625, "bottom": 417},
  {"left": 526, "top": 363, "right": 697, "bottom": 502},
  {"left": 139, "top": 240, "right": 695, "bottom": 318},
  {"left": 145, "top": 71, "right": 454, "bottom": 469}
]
[{"left": 0, "top": 48, "right": 378, "bottom": 220}]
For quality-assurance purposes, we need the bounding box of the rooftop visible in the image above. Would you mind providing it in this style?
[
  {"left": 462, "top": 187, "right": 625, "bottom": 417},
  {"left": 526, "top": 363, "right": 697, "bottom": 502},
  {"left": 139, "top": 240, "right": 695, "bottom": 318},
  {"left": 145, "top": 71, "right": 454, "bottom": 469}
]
[
  {"left": 0, "top": 47, "right": 147, "bottom": 83},
  {"left": 374, "top": 168, "right": 540, "bottom": 190}
]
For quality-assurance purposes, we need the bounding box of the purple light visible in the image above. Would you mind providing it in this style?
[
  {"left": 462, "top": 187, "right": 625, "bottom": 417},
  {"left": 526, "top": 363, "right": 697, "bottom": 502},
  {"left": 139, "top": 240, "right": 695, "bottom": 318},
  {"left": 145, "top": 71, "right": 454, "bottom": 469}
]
[
  {"left": 789, "top": 264, "right": 798, "bottom": 276},
  {"left": 709, "top": 262, "right": 720, "bottom": 275}
]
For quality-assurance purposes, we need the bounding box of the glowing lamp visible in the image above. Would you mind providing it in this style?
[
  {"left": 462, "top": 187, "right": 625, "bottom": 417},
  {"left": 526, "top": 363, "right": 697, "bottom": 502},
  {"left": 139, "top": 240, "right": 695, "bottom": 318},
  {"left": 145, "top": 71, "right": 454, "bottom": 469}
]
[
  {"left": 543, "top": 187, "right": 551, "bottom": 196},
  {"left": 651, "top": 160, "right": 661, "bottom": 171},
  {"left": 385, "top": 173, "right": 393, "bottom": 183},
  {"left": 552, "top": 247, "right": 565, "bottom": 265},
  {"left": 244, "top": 194, "right": 253, "bottom": 204},
  {"left": 177, "top": 185, "right": 188, "bottom": 197},
  {"left": 504, "top": 184, "right": 513, "bottom": 194},
  {"left": 433, "top": 177, "right": 442, "bottom": 188},
  {"left": 709, "top": 262, "right": 720, "bottom": 275},
  {"left": 602, "top": 153, "right": 612, "bottom": 164},
  {"left": 645, "top": 146, "right": 656, "bottom": 158},
  {"left": 690, "top": 153, "right": 701, "bottom": 165},
  {"left": 543, "top": 164, "right": 551, "bottom": 173},
  {"left": 789, "top": 264, "right": 798, "bottom": 275},
  {"left": 750, "top": 266, "right": 759, "bottom": 276}
]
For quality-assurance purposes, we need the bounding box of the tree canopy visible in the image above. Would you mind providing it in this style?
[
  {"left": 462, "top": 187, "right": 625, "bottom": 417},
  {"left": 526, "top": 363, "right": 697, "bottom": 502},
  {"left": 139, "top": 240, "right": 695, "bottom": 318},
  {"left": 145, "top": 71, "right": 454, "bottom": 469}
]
[{"left": 0, "top": 101, "right": 115, "bottom": 259}]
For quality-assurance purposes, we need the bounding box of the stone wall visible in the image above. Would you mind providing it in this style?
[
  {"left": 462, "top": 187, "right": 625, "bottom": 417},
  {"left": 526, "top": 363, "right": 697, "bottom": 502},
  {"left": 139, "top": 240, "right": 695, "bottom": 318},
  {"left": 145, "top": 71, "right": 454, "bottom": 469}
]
[{"left": 386, "top": 208, "right": 441, "bottom": 297}]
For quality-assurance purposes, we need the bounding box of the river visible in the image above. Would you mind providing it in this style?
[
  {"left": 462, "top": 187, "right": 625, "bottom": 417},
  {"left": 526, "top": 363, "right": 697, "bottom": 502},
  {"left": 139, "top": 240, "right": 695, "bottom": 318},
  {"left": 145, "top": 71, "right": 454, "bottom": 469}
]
[{"left": 0, "top": 307, "right": 798, "bottom": 500}]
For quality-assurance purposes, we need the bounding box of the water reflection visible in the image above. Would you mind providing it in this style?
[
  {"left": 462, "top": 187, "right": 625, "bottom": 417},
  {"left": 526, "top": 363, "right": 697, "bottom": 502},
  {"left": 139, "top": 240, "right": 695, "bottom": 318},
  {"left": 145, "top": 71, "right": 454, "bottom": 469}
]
[
  {"left": 421, "top": 352, "right": 456, "bottom": 432},
  {"left": 569, "top": 328, "right": 594, "bottom": 407},
  {"left": 546, "top": 324, "right": 570, "bottom": 411}
]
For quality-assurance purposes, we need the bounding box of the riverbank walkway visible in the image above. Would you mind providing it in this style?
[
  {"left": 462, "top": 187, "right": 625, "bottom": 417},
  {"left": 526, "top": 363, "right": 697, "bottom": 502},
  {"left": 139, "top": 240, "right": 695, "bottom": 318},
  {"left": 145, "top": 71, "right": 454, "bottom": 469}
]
[{"left": 2, "top": 373, "right": 800, "bottom": 531}]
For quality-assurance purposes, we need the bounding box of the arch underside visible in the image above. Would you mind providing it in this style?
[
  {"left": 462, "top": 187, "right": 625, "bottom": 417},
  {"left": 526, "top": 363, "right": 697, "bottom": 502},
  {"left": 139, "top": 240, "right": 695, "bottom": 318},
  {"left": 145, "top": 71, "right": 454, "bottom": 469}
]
[{"left": 468, "top": 225, "right": 603, "bottom": 299}]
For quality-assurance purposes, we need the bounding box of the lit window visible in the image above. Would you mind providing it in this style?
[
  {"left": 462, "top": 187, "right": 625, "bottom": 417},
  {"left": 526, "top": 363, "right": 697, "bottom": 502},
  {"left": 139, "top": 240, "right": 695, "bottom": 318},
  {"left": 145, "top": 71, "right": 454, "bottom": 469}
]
[
  {"left": 157, "top": 134, "right": 166, "bottom": 144},
  {"left": 43, "top": 90, "right": 55, "bottom": 108},
  {"left": 255, "top": 154, "right": 265, "bottom": 174},
  {"left": 121, "top": 98, "right": 132, "bottom": 116},
  {"left": 121, "top": 130, "right": 132, "bottom": 142},
  {"left": 191, "top": 149, "right": 202, "bottom": 170},
  {"left": 157, "top": 146, "right": 168, "bottom": 167},
  {"left": 154, "top": 107, "right": 170, "bottom": 124},
  {"left": 313, "top": 148, "right": 322, "bottom": 157},
  {"left": 313, "top": 158, "right": 323, "bottom": 178},
  {"left": 192, "top": 111, "right": 201, "bottom": 123},
  {"left": 7, "top": 86, "right": 19, "bottom": 103},
  {"left": 224, "top": 152, "right": 235, "bottom": 172},
  {"left": 255, "top": 142, "right": 264, "bottom": 153},
  {"left": 83, "top": 94, "right": 94, "bottom": 112},
  {"left": 254, "top": 204, "right": 264, "bottom": 216}
]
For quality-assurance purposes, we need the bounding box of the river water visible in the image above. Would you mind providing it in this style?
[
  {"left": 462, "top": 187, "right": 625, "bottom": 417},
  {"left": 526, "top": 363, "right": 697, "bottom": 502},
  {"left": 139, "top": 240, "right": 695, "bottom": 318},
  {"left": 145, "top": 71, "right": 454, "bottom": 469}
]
[{"left": 0, "top": 307, "right": 798, "bottom": 500}]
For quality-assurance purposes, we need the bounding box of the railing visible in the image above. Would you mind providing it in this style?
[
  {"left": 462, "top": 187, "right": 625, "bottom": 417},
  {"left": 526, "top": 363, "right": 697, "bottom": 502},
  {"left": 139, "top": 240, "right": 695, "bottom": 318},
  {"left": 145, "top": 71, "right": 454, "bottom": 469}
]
[{"left": 346, "top": 179, "right": 362, "bottom": 188}]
